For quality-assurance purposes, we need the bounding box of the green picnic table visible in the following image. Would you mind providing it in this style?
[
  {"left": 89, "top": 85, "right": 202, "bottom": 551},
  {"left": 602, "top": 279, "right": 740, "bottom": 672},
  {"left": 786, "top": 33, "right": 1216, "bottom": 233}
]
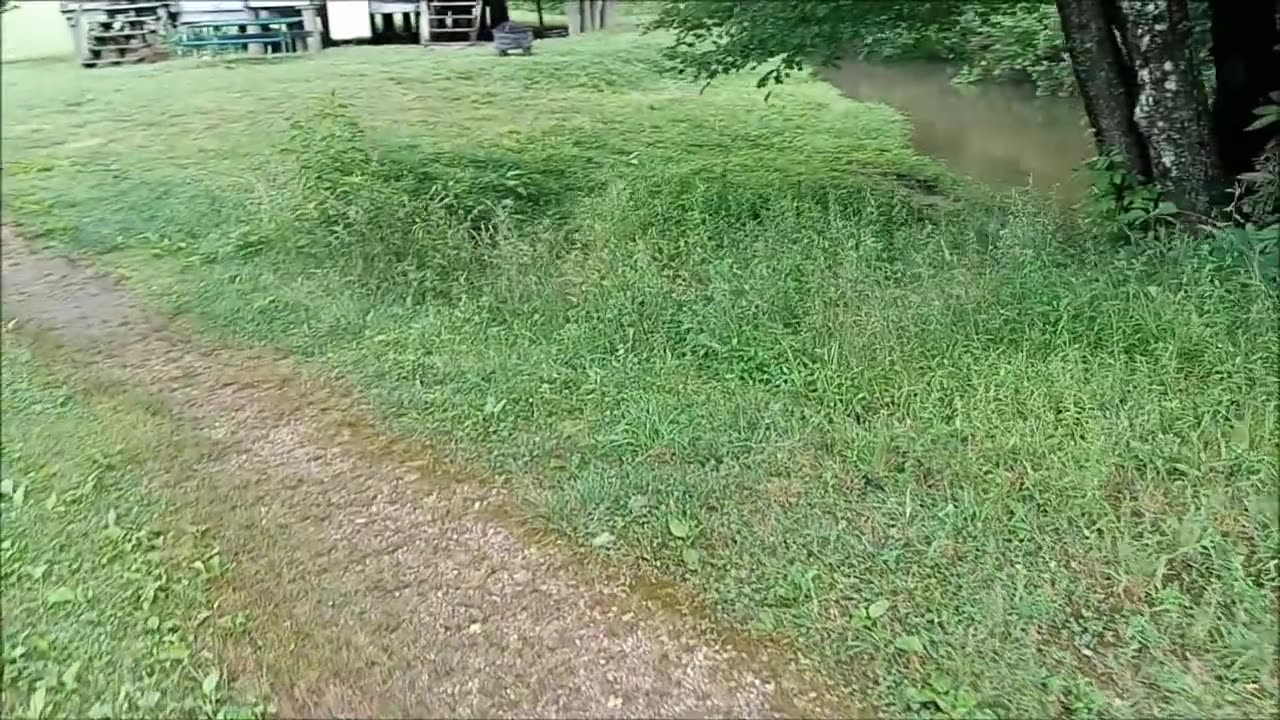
[{"left": 175, "top": 16, "right": 308, "bottom": 55}]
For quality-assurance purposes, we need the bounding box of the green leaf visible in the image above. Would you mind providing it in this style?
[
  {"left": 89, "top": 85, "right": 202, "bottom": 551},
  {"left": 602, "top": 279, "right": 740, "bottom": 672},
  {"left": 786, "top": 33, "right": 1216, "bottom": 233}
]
[
  {"left": 87, "top": 701, "right": 113, "bottom": 720},
  {"left": 1153, "top": 201, "right": 1178, "bottom": 216},
  {"left": 217, "top": 704, "right": 263, "bottom": 720},
  {"left": 202, "top": 669, "right": 221, "bottom": 697},
  {"left": 589, "top": 532, "right": 615, "bottom": 548},
  {"left": 906, "top": 685, "right": 934, "bottom": 706},
  {"left": 28, "top": 684, "right": 47, "bottom": 718},
  {"left": 681, "top": 547, "right": 701, "bottom": 569},
  {"left": 159, "top": 642, "right": 190, "bottom": 661},
  {"left": 666, "top": 515, "right": 691, "bottom": 539},
  {"left": 25, "top": 563, "right": 48, "bottom": 581},
  {"left": 893, "top": 634, "right": 925, "bottom": 653},
  {"left": 752, "top": 608, "right": 776, "bottom": 632},
  {"left": 1245, "top": 114, "right": 1278, "bottom": 131},
  {"left": 139, "top": 690, "right": 160, "bottom": 709},
  {"left": 1230, "top": 414, "right": 1251, "bottom": 449},
  {"left": 0, "top": 478, "right": 12, "bottom": 497},
  {"left": 46, "top": 586, "right": 76, "bottom": 605},
  {"left": 866, "top": 598, "right": 891, "bottom": 619},
  {"left": 61, "top": 661, "right": 82, "bottom": 689}
]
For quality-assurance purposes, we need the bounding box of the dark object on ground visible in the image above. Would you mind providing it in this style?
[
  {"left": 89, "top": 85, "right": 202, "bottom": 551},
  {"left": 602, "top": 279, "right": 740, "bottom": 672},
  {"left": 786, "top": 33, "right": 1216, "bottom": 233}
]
[{"left": 493, "top": 21, "right": 533, "bottom": 55}]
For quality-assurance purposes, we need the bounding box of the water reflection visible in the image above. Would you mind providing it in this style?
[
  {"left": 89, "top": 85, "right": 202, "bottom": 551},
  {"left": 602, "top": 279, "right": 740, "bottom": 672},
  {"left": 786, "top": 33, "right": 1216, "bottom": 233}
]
[{"left": 817, "top": 60, "right": 1094, "bottom": 198}]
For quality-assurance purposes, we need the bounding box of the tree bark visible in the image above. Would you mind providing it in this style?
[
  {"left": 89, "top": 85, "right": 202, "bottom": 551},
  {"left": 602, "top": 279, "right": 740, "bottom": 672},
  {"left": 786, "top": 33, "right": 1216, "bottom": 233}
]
[
  {"left": 1118, "top": 0, "right": 1224, "bottom": 214},
  {"left": 1209, "top": 0, "right": 1280, "bottom": 177},
  {"left": 1055, "top": 0, "right": 1152, "bottom": 178}
]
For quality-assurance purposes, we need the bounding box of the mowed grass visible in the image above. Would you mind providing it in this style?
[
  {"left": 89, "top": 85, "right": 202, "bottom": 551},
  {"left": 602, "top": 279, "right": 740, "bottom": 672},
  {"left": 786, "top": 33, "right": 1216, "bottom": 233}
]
[
  {"left": 0, "top": 334, "right": 268, "bottom": 719},
  {"left": 2, "top": 31, "right": 1278, "bottom": 717},
  {"left": 1, "top": 2, "right": 73, "bottom": 63}
]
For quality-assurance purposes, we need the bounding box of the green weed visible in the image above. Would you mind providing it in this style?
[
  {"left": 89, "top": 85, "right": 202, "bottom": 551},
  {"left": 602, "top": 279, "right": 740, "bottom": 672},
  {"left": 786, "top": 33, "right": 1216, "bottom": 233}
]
[{"left": 0, "top": 336, "right": 269, "bottom": 719}]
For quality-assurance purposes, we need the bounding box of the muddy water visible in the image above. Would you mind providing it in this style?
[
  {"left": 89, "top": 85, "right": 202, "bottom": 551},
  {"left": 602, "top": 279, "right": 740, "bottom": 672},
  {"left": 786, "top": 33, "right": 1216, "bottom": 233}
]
[{"left": 818, "top": 60, "right": 1093, "bottom": 198}]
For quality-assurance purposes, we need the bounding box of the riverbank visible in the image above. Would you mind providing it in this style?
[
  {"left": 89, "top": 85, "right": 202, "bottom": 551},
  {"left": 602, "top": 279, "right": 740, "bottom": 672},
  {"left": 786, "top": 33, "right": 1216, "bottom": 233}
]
[{"left": 3, "top": 31, "right": 1277, "bottom": 717}]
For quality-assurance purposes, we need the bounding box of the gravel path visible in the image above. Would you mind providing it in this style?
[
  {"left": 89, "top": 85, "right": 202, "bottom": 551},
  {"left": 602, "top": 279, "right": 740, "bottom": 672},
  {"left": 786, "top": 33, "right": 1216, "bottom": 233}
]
[{"left": 1, "top": 227, "right": 854, "bottom": 719}]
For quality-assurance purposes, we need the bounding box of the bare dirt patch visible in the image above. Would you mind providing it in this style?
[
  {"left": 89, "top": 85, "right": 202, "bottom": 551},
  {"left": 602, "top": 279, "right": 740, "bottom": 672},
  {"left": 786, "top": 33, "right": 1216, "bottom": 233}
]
[{"left": 0, "top": 227, "right": 855, "bottom": 718}]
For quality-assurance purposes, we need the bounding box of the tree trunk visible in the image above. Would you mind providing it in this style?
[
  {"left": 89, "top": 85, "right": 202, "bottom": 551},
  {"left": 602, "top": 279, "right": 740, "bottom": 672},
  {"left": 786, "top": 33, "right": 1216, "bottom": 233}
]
[
  {"left": 1209, "top": 0, "right": 1280, "bottom": 178},
  {"left": 1055, "top": 0, "right": 1152, "bottom": 178},
  {"left": 565, "top": 0, "right": 617, "bottom": 34},
  {"left": 489, "top": 0, "right": 510, "bottom": 27},
  {"left": 1118, "top": 0, "right": 1224, "bottom": 214}
]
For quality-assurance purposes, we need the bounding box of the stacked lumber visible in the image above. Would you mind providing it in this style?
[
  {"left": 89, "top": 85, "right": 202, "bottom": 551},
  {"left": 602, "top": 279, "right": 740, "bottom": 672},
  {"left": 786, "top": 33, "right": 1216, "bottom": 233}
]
[{"left": 61, "top": 2, "right": 175, "bottom": 67}]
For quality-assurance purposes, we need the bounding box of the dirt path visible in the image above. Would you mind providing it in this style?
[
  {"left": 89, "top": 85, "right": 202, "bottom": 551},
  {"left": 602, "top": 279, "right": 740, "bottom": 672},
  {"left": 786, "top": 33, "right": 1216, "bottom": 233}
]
[{"left": 0, "top": 227, "right": 854, "bottom": 719}]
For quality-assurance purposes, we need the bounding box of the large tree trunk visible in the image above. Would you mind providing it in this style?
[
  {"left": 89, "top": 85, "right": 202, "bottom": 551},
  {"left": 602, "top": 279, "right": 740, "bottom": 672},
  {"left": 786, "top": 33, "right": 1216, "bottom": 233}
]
[
  {"left": 1118, "top": 0, "right": 1225, "bottom": 214},
  {"left": 1208, "top": 0, "right": 1280, "bottom": 178},
  {"left": 1055, "top": 0, "right": 1152, "bottom": 177},
  {"left": 488, "top": 0, "right": 510, "bottom": 28}
]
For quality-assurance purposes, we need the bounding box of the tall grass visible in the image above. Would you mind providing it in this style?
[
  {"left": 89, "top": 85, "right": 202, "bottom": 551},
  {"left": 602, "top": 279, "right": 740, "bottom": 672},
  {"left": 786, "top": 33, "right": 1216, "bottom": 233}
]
[
  {"left": 2, "top": 32, "right": 1277, "bottom": 717},
  {"left": 138, "top": 100, "right": 1280, "bottom": 717}
]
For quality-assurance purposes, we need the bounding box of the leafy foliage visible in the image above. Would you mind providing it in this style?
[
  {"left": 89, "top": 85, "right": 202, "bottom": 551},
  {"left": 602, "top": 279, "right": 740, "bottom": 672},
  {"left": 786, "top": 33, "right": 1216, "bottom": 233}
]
[
  {"left": 1236, "top": 92, "right": 1280, "bottom": 227},
  {"left": 945, "top": 5, "right": 1073, "bottom": 96},
  {"left": 649, "top": 1, "right": 961, "bottom": 90},
  {"left": 1086, "top": 141, "right": 1278, "bottom": 284},
  {"left": 0, "top": 338, "right": 270, "bottom": 720},
  {"left": 649, "top": 1, "right": 1218, "bottom": 98},
  {"left": 649, "top": 1, "right": 1074, "bottom": 96},
  {"left": 1084, "top": 152, "right": 1180, "bottom": 240}
]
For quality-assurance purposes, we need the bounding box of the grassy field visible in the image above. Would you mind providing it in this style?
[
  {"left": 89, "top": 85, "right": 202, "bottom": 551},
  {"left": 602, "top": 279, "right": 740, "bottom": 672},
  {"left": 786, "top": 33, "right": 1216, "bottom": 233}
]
[
  {"left": 0, "top": 2, "right": 73, "bottom": 63},
  {"left": 2, "top": 28, "right": 1277, "bottom": 719},
  {"left": 0, "top": 334, "right": 268, "bottom": 719}
]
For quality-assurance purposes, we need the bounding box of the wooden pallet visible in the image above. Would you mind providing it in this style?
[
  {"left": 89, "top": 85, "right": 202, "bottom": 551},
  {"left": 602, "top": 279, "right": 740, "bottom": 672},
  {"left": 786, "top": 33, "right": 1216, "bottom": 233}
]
[
  {"left": 63, "top": 1, "right": 175, "bottom": 67},
  {"left": 419, "top": 0, "right": 481, "bottom": 45}
]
